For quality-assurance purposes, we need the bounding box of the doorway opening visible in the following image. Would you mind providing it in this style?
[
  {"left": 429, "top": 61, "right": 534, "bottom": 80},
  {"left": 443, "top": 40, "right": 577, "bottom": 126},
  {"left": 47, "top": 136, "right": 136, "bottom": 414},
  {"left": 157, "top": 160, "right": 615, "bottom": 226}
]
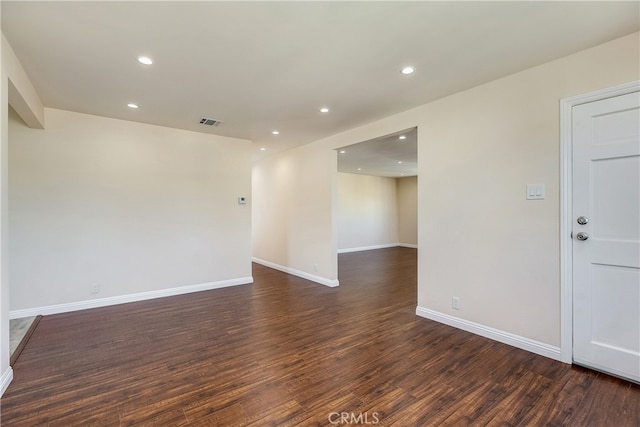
[
  {"left": 333, "top": 127, "right": 418, "bottom": 295},
  {"left": 334, "top": 127, "right": 417, "bottom": 254}
]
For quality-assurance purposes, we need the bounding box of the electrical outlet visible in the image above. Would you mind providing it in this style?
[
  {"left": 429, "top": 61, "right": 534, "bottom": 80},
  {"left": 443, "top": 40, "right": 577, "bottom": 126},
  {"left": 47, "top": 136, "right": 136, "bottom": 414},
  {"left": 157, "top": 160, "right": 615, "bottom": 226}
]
[
  {"left": 452, "top": 296, "right": 460, "bottom": 310},
  {"left": 91, "top": 283, "right": 100, "bottom": 294},
  {"left": 313, "top": 264, "right": 318, "bottom": 272}
]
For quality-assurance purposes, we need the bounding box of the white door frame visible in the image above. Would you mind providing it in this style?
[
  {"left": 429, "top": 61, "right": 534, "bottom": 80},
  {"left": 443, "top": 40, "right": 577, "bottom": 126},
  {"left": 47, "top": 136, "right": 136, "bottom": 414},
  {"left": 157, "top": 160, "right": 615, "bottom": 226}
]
[{"left": 559, "top": 80, "right": 640, "bottom": 364}]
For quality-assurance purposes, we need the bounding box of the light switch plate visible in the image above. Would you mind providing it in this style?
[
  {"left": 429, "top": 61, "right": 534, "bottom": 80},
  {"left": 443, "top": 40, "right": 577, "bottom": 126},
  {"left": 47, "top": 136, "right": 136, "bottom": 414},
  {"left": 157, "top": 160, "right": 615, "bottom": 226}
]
[{"left": 526, "top": 184, "right": 545, "bottom": 200}]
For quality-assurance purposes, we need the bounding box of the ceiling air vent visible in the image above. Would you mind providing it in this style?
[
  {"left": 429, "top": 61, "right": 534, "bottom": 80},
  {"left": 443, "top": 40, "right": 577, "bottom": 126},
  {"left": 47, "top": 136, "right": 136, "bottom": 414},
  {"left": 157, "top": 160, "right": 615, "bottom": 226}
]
[{"left": 199, "top": 118, "right": 222, "bottom": 126}]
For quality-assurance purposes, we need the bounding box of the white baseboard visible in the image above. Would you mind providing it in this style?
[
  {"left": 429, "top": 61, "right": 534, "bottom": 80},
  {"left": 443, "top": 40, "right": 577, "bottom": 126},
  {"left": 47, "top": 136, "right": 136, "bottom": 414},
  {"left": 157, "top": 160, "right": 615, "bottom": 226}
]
[
  {"left": 252, "top": 258, "right": 339, "bottom": 287},
  {"left": 415, "top": 306, "right": 562, "bottom": 362},
  {"left": 0, "top": 366, "right": 13, "bottom": 397},
  {"left": 9, "top": 277, "right": 254, "bottom": 319},
  {"left": 398, "top": 243, "right": 418, "bottom": 249},
  {"left": 338, "top": 243, "right": 415, "bottom": 254}
]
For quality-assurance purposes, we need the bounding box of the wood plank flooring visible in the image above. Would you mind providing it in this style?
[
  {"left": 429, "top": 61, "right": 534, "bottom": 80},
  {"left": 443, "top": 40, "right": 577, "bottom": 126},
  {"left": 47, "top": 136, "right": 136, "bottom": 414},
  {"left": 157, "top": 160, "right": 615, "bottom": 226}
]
[{"left": 1, "top": 247, "right": 638, "bottom": 426}]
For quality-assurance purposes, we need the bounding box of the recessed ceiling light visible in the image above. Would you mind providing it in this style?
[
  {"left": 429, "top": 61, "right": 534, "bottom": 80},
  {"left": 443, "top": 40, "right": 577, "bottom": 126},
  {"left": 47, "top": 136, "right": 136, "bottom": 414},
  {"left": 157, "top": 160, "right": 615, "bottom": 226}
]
[
  {"left": 272, "top": 130, "right": 279, "bottom": 135},
  {"left": 127, "top": 103, "right": 138, "bottom": 109},
  {"left": 339, "top": 150, "right": 346, "bottom": 154},
  {"left": 320, "top": 107, "right": 329, "bottom": 113},
  {"left": 260, "top": 147, "right": 267, "bottom": 151},
  {"left": 137, "top": 56, "right": 153, "bottom": 65},
  {"left": 400, "top": 174, "right": 405, "bottom": 176},
  {"left": 398, "top": 135, "right": 407, "bottom": 140},
  {"left": 357, "top": 168, "right": 362, "bottom": 171},
  {"left": 400, "top": 66, "right": 415, "bottom": 75},
  {"left": 397, "top": 161, "right": 403, "bottom": 164}
]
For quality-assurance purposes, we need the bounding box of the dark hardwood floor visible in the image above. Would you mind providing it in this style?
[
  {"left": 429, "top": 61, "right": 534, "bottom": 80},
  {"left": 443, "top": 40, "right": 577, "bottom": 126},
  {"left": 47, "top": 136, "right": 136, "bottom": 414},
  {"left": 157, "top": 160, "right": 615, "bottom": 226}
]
[{"left": 1, "top": 247, "right": 638, "bottom": 426}]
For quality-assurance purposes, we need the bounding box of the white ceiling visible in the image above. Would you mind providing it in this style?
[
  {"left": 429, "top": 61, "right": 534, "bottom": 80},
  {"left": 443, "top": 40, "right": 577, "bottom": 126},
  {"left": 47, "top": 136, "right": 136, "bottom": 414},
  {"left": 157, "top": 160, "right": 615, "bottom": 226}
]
[
  {"left": 2, "top": 1, "right": 638, "bottom": 166},
  {"left": 337, "top": 128, "right": 417, "bottom": 178}
]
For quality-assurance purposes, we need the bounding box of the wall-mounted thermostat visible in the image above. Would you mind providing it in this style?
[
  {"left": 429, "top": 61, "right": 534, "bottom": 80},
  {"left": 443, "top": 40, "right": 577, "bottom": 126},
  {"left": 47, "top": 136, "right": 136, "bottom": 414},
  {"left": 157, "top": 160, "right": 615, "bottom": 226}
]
[{"left": 238, "top": 196, "right": 247, "bottom": 205}]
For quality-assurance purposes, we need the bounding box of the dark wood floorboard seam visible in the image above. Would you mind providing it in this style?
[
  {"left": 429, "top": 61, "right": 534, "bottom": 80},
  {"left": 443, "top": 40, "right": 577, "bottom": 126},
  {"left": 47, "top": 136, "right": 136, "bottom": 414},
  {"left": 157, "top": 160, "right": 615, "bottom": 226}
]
[{"left": 1, "top": 248, "right": 638, "bottom": 426}]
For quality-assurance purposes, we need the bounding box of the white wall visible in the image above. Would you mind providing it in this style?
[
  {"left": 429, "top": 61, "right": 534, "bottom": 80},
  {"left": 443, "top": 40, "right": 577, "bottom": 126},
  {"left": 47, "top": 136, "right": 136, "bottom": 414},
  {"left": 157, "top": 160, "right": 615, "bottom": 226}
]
[
  {"left": 9, "top": 108, "right": 253, "bottom": 314},
  {"left": 1, "top": 31, "right": 47, "bottom": 395},
  {"left": 335, "top": 173, "right": 418, "bottom": 251},
  {"left": 0, "top": 23, "right": 9, "bottom": 395},
  {"left": 251, "top": 33, "right": 640, "bottom": 353},
  {"left": 252, "top": 142, "right": 337, "bottom": 285},
  {"left": 396, "top": 176, "right": 417, "bottom": 246},
  {"left": 2, "top": 35, "right": 43, "bottom": 129},
  {"left": 415, "top": 33, "right": 638, "bottom": 347},
  {"left": 336, "top": 173, "right": 398, "bottom": 251}
]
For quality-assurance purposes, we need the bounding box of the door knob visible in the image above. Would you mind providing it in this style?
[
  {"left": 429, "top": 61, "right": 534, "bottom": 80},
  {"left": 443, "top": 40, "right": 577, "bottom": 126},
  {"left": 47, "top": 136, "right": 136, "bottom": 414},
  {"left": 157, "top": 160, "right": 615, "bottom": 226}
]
[
  {"left": 577, "top": 216, "right": 589, "bottom": 225},
  {"left": 576, "top": 232, "right": 589, "bottom": 241}
]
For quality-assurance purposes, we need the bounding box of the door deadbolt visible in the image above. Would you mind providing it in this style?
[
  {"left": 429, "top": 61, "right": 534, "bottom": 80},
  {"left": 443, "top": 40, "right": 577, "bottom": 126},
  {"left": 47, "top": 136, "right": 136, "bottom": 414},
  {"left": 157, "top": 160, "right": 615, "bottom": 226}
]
[
  {"left": 577, "top": 216, "right": 589, "bottom": 225},
  {"left": 576, "top": 232, "right": 589, "bottom": 241}
]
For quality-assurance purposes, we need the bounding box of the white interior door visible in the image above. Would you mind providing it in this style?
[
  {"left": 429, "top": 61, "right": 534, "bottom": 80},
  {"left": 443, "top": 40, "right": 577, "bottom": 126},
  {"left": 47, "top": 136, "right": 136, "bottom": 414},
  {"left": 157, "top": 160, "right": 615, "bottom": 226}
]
[{"left": 572, "top": 90, "right": 640, "bottom": 383}]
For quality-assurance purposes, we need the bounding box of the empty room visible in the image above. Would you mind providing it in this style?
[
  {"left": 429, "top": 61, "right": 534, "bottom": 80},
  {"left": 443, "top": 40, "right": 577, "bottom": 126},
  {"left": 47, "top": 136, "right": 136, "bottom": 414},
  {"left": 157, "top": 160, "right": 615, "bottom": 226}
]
[{"left": 0, "top": 2, "right": 639, "bottom": 426}]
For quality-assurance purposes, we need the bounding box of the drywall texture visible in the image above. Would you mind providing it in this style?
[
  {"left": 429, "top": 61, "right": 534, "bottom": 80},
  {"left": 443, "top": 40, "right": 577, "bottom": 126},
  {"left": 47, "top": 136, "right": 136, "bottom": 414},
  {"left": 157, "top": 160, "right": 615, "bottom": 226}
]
[
  {"left": 9, "top": 108, "right": 252, "bottom": 311},
  {"left": 335, "top": 173, "right": 418, "bottom": 250},
  {"left": 416, "top": 33, "right": 639, "bottom": 346},
  {"left": 2, "top": 35, "right": 43, "bottom": 129},
  {"left": 252, "top": 142, "right": 337, "bottom": 280},
  {"left": 3, "top": 30, "right": 48, "bottom": 392},
  {"left": 1, "top": 21, "right": 11, "bottom": 390},
  {"left": 396, "top": 176, "right": 417, "bottom": 246},
  {"left": 252, "top": 32, "right": 640, "bottom": 347},
  {"left": 336, "top": 173, "right": 398, "bottom": 251}
]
